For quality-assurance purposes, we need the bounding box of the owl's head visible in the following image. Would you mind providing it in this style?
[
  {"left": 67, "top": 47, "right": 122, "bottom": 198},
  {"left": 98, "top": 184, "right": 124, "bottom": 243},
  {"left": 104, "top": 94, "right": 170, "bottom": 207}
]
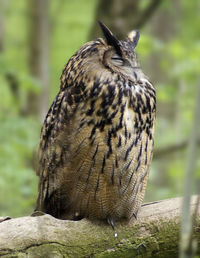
[
  {"left": 62, "top": 22, "right": 143, "bottom": 87},
  {"left": 97, "top": 22, "right": 140, "bottom": 77}
]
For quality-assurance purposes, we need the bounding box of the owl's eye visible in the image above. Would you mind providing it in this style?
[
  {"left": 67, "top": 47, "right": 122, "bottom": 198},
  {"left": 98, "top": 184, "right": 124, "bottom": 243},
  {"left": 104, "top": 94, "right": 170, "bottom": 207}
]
[{"left": 111, "top": 56, "right": 124, "bottom": 66}]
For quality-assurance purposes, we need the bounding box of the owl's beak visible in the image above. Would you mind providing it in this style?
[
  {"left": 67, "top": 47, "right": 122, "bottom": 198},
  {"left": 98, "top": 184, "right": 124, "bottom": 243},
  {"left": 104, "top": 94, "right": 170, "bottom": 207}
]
[{"left": 98, "top": 21, "right": 122, "bottom": 57}]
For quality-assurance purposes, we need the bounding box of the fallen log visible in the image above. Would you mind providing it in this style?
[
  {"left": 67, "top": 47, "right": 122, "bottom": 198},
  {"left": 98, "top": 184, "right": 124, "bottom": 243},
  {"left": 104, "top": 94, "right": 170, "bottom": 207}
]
[{"left": 0, "top": 196, "right": 199, "bottom": 257}]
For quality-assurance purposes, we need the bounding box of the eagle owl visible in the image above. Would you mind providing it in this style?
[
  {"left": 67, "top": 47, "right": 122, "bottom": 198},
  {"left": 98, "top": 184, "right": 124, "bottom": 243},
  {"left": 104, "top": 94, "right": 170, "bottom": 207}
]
[{"left": 35, "top": 22, "right": 156, "bottom": 226}]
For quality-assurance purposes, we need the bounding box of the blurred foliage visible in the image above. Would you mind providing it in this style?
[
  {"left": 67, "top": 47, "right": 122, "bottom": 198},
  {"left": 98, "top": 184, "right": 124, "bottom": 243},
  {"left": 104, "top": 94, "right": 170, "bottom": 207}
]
[
  {"left": 137, "top": 0, "right": 200, "bottom": 201},
  {"left": 0, "top": 0, "right": 199, "bottom": 217}
]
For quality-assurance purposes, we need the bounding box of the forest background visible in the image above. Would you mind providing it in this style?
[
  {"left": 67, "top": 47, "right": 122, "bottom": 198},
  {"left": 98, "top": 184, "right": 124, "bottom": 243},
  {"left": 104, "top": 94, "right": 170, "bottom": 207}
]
[{"left": 0, "top": 0, "right": 199, "bottom": 217}]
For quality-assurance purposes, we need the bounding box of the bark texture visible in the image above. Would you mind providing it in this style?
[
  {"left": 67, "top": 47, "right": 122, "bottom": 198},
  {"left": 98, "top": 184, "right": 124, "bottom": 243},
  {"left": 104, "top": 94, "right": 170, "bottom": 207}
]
[{"left": 0, "top": 197, "right": 199, "bottom": 258}]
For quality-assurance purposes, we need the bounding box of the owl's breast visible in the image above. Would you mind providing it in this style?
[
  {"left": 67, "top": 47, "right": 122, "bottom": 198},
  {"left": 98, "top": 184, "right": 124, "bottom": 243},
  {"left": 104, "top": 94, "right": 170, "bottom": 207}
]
[{"left": 59, "top": 85, "right": 155, "bottom": 220}]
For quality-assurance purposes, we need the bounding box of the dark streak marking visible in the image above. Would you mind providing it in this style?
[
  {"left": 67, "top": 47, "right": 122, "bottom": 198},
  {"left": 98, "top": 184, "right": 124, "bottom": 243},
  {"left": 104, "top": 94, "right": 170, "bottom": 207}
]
[
  {"left": 115, "top": 157, "right": 119, "bottom": 168},
  {"left": 90, "top": 137, "right": 95, "bottom": 146},
  {"left": 137, "top": 144, "right": 142, "bottom": 161},
  {"left": 134, "top": 71, "right": 138, "bottom": 80},
  {"left": 124, "top": 88, "right": 129, "bottom": 97},
  {"left": 87, "top": 119, "right": 94, "bottom": 126},
  {"left": 145, "top": 94, "right": 151, "bottom": 111},
  {"left": 107, "top": 131, "right": 113, "bottom": 158},
  {"left": 111, "top": 127, "right": 117, "bottom": 137},
  {"left": 72, "top": 138, "right": 87, "bottom": 157},
  {"left": 108, "top": 84, "right": 115, "bottom": 99},
  {"left": 145, "top": 138, "right": 148, "bottom": 152},
  {"left": 124, "top": 139, "right": 135, "bottom": 161},
  {"left": 129, "top": 170, "right": 134, "bottom": 184},
  {"left": 126, "top": 158, "right": 133, "bottom": 170},
  {"left": 79, "top": 120, "right": 85, "bottom": 129},
  {"left": 86, "top": 100, "right": 95, "bottom": 116},
  {"left": 135, "top": 134, "right": 140, "bottom": 146},
  {"left": 117, "top": 135, "right": 122, "bottom": 148},
  {"left": 124, "top": 123, "right": 128, "bottom": 140},
  {"left": 117, "top": 87, "right": 123, "bottom": 105},
  {"left": 76, "top": 160, "right": 85, "bottom": 174},
  {"left": 67, "top": 94, "right": 73, "bottom": 106},
  {"left": 135, "top": 160, "right": 141, "bottom": 171},
  {"left": 121, "top": 159, "right": 134, "bottom": 194},
  {"left": 90, "top": 80, "right": 100, "bottom": 97},
  {"left": 118, "top": 105, "right": 125, "bottom": 129},
  {"left": 74, "top": 95, "right": 81, "bottom": 103},
  {"left": 108, "top": 108, "right": 118, "bottom": 120},
  {"left": 131, "top": 180, "right": 137, "bottom": 194},
  {"left": 89, "top": 126, "right": 96, "bottom": 139},
  {"left": 92, "top": 144, "right": 99, "bottom": 160},
  {"left": 119, "top": 175, "right": 122, "bottom": 186},
  {"left": 145, "top": 151, "right": 148, "bottom": 165}
]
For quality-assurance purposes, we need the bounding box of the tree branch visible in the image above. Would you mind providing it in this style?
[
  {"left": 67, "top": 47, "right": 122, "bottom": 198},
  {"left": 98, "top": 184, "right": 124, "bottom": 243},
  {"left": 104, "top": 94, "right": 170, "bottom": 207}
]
[
  {"left": 89, "top": 0, "right": 162, "bottom": 39},
  {"left": 136, "top": 0, "right": 162, "bottom": 28},
  {"left": 153, "top": 139, "right": 200, "bottom": 159},
  {"left": 0, "top": 196, "right": 199, "bottom": 257}
]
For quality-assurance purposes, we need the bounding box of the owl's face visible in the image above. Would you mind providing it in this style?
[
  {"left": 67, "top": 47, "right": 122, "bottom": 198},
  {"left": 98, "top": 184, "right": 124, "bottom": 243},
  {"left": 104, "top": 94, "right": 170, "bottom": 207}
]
[
  {"left": 99, "top": 38, "right": 140, "bottom": 81},
  {"left": 98, "top": 22, "right": 140, "bottom": 78},
  {"left": 62, "top": 22, "right": 142, "bottom": 87}
]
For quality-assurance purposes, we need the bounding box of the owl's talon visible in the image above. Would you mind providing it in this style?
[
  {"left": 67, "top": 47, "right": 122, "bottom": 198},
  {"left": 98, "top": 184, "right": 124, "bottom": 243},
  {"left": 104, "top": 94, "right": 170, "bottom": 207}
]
[
  {"left": 107, "top": 216, "right": 115, "bottom": 230},
  {"left": 107, "top": 216, "right": 118, "bottom": 237},
  {"left": 133, "top": 212, "right": 138, "bottom": 220}
]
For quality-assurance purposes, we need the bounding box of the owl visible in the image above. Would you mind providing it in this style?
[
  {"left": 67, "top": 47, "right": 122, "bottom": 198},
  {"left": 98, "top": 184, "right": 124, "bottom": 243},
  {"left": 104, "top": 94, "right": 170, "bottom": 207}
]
[{"left": 35, "top": 22, "right": 156, "bottom": 228}]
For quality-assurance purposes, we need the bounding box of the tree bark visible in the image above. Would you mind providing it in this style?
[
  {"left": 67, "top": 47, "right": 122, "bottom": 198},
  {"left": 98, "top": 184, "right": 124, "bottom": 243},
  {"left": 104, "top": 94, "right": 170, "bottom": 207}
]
[{"left": 0, "top": 196, "right": 199, "bottom": 258}]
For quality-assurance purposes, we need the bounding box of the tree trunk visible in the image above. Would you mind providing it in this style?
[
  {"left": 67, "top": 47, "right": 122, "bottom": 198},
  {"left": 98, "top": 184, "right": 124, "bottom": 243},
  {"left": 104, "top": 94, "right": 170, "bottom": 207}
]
[
  {"left": 180, "top": 78, "right": 200, "bottom": 257},
  {"left": 0, "top": 0, "right": 6, "bottom": 52},
  {"left": 144, "top": 0, "right": 182, "bottom": 198},
  {"left": 0, "top": 196, "right": 199, "bottom": 258},
  {"left": 27, "top": 0, "right": 49, "bottom": 120}
]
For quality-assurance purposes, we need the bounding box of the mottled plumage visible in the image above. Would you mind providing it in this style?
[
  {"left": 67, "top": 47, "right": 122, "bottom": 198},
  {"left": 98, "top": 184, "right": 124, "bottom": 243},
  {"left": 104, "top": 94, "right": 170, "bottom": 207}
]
[{"left": 35, "top": 22, "right": 156, "bottom": 224}]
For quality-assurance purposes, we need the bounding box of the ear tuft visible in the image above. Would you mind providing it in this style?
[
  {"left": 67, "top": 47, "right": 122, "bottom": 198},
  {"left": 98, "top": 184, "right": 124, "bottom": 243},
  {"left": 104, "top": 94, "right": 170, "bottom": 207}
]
[
  {"left": 98, "top": 21, "right": 122, "bottom": 57},
  {"left": 128, "top": 30, "right": 140, "bottom": 48}
]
